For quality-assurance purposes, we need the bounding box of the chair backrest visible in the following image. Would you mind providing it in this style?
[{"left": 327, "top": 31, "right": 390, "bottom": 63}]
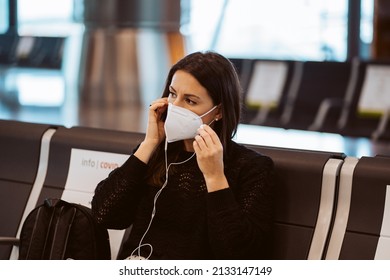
[
  {"left": 15, "top": 36, "right": 65, "bottom": 70},
  {"left": 325, "top": 156, "right": 390, "bottom": 259},
  {"left": 338, "top": 59, "right": 390, "bottom": 139},
  {"left": 245, "top": 144, "right": 345, "bottom": 259},
  {"left": 0, "top": 120, "right": 57, "bottom": 259},
  {"left": 241, "top": 59, "right": 296, "bottom": 127},
  {"left": 281, "top": 60, "right": 352, "bottom": 132},
  {"left": 228, "top": 58, "right": 254, "bottom": 100}
]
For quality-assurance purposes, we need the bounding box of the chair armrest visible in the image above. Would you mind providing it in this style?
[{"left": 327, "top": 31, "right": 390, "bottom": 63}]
[
  {"left": 0, "top": 237, "right": 20, "bottom": 246},
  {"left": 249, "top": 105, "right": 272, "bottom": 125},
  {"left": 308, "top": 98, "right": 344, "bottom": 131},
  {"left": 371, "top": 109, "right": 390, "bottom": 141}
]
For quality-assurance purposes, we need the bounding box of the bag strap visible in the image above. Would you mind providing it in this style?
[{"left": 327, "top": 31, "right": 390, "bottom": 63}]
[
  {"left": 48, "top": 205, "right": 77, "bottom": 259},
  {"left": 24, "top": 206, "right": 55, "bottom": 259}
]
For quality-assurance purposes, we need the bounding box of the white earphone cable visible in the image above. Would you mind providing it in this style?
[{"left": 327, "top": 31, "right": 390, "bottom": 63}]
[{"left": 130, "top": 139, "right": 195, "bottom": 259}]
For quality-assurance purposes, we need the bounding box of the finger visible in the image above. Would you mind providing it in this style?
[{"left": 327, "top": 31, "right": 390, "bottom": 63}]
[
  {"left": 202, "top": 124, "right": 224, "bottom": 148},
  {"left": 198, "top": 124, "right": 219, "bottom": 146},
  {"left": 149, "top": 101, "right": 167, "bottom": 112},
  {"left": 150, "top": 97, "right": 168, "bottom": 104},
  {"left": 149, "top": 102, "right": 168, "bottom": 120},
  {"left": 193, "top": 139, "right": 201, "bottom": 153},
  {"left": 197, "top": 129, "right": 213, "bottom": 149},
  {"left": 194, "top": 134, "right": 207, "bottom": 151},
  {"left": 200, "top": 124, "right": 219, "bottom": 139},
  {"left": 150, "top": 97, "right": 168, "bottom": 108}
]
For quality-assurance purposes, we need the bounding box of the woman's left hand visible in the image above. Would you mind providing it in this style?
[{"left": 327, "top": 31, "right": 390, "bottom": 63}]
[{"left": 193, "top": 124, "right": 229, "bottom": 192}]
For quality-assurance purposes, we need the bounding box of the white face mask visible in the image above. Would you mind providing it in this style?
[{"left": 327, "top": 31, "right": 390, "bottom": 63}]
[{"left": 164, "top": 103, "right": 217, "bottom": 143}]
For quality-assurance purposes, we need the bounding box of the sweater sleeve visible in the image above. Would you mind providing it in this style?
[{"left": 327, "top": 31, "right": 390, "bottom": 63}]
[
  {"left": 206, "top": 154, "right": 274, "bottom": 259},
  {"left": 91, "top": 154, "right": 149, "bottom": 229}
]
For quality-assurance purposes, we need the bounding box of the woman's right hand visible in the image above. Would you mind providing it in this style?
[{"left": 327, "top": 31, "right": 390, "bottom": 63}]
[
  {"left": 134, "top": 98, "right": 168, "bottom": 163},
  {"left": 145, "top": 97, "right": 169, "bottom": 145}
]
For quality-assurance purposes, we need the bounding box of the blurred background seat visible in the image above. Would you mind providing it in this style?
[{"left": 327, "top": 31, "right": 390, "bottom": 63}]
[{"left": 337, "top": 60, "right": 390, "bottom": 140}]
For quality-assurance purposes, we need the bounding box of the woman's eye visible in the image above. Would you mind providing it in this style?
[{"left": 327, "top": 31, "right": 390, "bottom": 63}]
[
  {"left": 185, "top": 98, "right": 196, "bottom": 105},
  {"left": 169, "top": 92, "right": 177, "bottom": 98}
]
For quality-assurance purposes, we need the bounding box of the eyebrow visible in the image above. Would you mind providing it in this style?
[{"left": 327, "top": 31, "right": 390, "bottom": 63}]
[{"left": 169, "top": 86, "right": 201, "bottom": 100}]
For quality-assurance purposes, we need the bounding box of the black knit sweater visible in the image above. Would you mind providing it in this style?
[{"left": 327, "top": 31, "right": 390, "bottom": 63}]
[{"left": 92, "top": 140, "right": 274, "bottom": 260}]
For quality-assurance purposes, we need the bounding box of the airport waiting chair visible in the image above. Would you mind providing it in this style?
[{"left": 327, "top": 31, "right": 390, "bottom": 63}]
[
  {"left": 0, "top": 34, "right": 19, "bottom": 66},
  {"left": 15, "top": 36, "right": 65, "bottom": 69},
  {"left": 335, "top": 59, "right": 390, "bottom": 140},
  {"left": 246, "top": 144, "right": 345, "bottom": 259},
  {"left": 228, "top": 58, "right": 254, "bottom": 98},
  {"left": 0, "top": 120, "right": 58, "bottom": 259},
  {"left": 228, "top": 57, "right": 246, "bottom": 78},
  {"left": 281, "top": 60, "right": 352, "bottom": 132},
  {"left": 241, "top": 59, "right": 296, "bottom": 128},
  {"left": 326, "top": 156, "right": 390, "bottom": 259}
]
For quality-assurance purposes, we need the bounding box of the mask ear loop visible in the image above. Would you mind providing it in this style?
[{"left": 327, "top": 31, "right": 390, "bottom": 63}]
[
  {"left": 200, "top": 105, "right": 220, "bottom": 127},
  {"left": 199, "top": 105, "right": 217, "bottom": 118},
  {"left": 130, "top": 138, "right": 195, "bottom": 260}
]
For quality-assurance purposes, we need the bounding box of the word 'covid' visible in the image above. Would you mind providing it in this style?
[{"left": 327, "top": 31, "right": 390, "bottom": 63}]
[{"left": 81, "top": 158, "right": 119, "bottom": 170}]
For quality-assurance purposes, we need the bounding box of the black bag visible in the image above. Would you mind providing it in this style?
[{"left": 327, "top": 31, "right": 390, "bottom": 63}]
[{"left": 18, "top": 198, "right": 111, "bottom": 260}]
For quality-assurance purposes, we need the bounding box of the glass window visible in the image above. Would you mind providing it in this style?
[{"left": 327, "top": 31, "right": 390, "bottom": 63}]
[
  {"left": 17, "top": 0, "right": 75, "bottom": 36},
  {"left": 0, "top": 0, "right": 8, "bottom": 33},
  {"left": 360, "top": 0, "right": 374, "bottom": 59},
  {"left": 10, "top": 0, "right": 82, "bottom": 107},
  {"left": 184, "top": 0, "right": 348, "bottom": 61}
]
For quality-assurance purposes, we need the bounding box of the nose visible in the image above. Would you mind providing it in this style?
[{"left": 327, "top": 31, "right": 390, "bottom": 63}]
[
  {"left": 171, "top": 98, "right": 183, "bottom": 107},
  {"left": 167, "top": 95, "right": 180, "bottom": 106}
]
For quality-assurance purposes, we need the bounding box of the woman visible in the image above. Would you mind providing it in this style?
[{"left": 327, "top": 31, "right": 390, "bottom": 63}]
[{"left": 92, "top": 51, "right": 274, "bottom": 260}]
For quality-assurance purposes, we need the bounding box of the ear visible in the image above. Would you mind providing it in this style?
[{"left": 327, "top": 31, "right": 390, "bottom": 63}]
[{"left": 215, "top": 104, "right": 223, "bottom": 121}]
